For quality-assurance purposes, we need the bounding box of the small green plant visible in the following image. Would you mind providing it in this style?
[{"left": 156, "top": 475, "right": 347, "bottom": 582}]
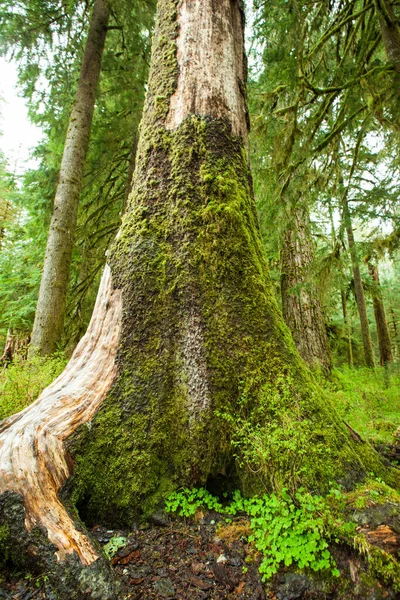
[
  {"left": 227, "top": 489, "right": 340, "bottom": 580},
  {"left": 166, "top": 487, "right": 342, "bottom": 580},
  {"left": 165, "top": 487, "right": 223, "bottom": 517},
  {"left": 24, "top": 573, "right": 49, "bottom": 588},
  {"left": 103, "top": 536, "right": 127, "bottom": 559}
]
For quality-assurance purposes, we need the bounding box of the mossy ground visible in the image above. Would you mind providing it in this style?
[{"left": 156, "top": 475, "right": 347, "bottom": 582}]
[{"left": 328, "top": 365, "right": 400, "bottom": 445}]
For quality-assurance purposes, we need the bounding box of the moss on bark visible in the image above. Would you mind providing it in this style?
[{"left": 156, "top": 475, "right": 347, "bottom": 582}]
[{"left": 68, "top": 114, "right": 397, "bottom": 527}]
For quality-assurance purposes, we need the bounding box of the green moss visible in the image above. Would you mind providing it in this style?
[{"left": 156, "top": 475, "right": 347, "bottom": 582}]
[
  {"left": 367, "top": 547, "right": 400, "bottom": 593},
  {"left": 0, "top": 353, "right": 67, "bottom": 420},
  {"left": 0, "top": 524, "right": 10, "bottom": 567},
  {"left": 345, "top": 479, "right": 400, "bottom": 510},
  {"left": 329, "top": 365, "right": 400, "bottom": 445}
]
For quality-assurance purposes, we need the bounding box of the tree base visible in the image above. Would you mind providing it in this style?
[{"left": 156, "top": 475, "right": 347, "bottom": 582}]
[{"left": 0, "top": 491, "right": 119, "bottom": 600}]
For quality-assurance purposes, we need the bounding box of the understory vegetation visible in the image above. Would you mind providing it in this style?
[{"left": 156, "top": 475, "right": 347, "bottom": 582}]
[
  {"left": 164, "top": 482, "right": 400, "bottom": 590},
  {"left": 0, "top": 353, "right": 66, "bottom": 420}
]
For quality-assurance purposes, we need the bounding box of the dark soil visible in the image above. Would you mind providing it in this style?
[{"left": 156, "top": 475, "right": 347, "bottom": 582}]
[{"left": 0, "top": 511, "right": 398, "bottom": 600}]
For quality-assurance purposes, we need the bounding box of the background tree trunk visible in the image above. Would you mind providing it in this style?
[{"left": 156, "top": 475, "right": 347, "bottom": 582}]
[
  {"left": 388, "top": 303, "right": 400, "bottom": 359},
  {"left": 376, "top": 0, "right": 400, "bottom": 74},
  {"left": 0, "top": 1, "right": 396, "bottom": 596},
  {"left": 122, "top": 133, "right": 138, "bottom": 213},
  {"left": 280, "top": 202, "right": 332, "bottom": 372},
  {"left": 368, "top": 262, "right": 393, "bottom": 365},
  {"left": 341, "top": 290, "right": 354, "bottom": 367},
  {"left": 30, "top": 0, "right": 110, "bottom": 356},
  {"left": 342, "top": 200, "right": 375, "bottom": 367}
]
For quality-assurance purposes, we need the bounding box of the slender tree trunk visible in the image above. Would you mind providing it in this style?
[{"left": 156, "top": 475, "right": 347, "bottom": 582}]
[
  {"left": 327, "top": 199, "right": 352, "bottom": 367},
  {"left": 368, "top": 262, "right": 393, "bottom": 365},
  {"left": 1, "top": 329, "right": 30, "bottom": 365},
  {"left": 281, "top": 202, "right": 332, "bottom": 372},
  {"left": 376, "top": 0, "right": 400, "bottom": 103},
  {"left": 342, "top": 200, "right": 375, "bottom": 367},
  {"left": 389, "top": 303, "right": 400, "bottom": 359},
  {"left": 341, "top": 290, "right": 354, "bottom": 367},
  {"left": 30, "top": 0, "right": 110, "bottom": 356},
  {"left": 0, "top": 199, "right": 12, "bottom": 250},
  {"left": 1, "top": 329, "right": 15, "bottom": 365},
  {"left": 0, "top": 1, "right": 395, "bottom": 597}
]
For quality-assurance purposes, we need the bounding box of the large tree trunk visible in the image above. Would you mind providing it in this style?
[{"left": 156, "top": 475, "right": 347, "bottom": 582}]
[
  {"left": 281, "top": 202, "right": 332, "bottom": 373},
  {"left": 30, "top": 0, "right": 109, "bottom": 356},
  {"left": 0, "top": 1, "right": 397, "bottom": 597},
  {"left": 368, "top": 262, "right": 393, "bottom": 365},
  {"left": 342, "top": 200, "right": 375, "bottom": 367}
]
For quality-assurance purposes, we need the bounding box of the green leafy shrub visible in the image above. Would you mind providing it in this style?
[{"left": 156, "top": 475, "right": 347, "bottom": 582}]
[
  {"left": 165, "top": 487, "right": 342, "bottom": 580},
  {"left": 227, "top": 489, "right": 340, "bottom": 580},
  {"left": 165, "top": 487, "right": 223, "bottom": 517},
  {"left": 0, "top": 353, "right": 67, "bottom": 420},
  {"left": 216, "top": 375, "right": 331, "bottom": 495}
]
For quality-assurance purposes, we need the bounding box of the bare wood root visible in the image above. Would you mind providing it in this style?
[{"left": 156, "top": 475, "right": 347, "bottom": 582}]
[{"left": 0, "top": 265, "right": 122, "bottom": 567}]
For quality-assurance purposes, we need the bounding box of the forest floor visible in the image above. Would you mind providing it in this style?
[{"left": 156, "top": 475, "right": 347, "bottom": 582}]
[
  {"left": 1, "top": 500, "right": 400, "bottom": 600},
  {"left": 3, "top": 512, "right": 267, "bottom": 600}
]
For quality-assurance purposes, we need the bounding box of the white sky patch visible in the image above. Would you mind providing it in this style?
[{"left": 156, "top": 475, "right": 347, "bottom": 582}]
[{"left": 0, "top": 57, "right": 43, "bottom": 175}]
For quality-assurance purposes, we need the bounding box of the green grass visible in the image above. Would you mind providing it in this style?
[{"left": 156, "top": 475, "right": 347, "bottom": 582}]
[
  {"left": 329, "top": 365, "right": 400, "bottom": 445},
  {"left": 0, "top": 353, "right": 67, "bottom": 421}
]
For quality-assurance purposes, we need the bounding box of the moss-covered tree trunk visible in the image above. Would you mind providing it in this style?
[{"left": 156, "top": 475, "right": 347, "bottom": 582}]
[
  {"left": 341, "top": 290, "right": 354, "bottom": 367},
  {"left": 30, "top": 0, "right": 109, "bottom": 356},
  {"left": 342, "top": 200, "right": 375, "bottom": 367},
  {"left": 389, "top": 302, "right": 400, "bottom": 359},
  {"left": 368, "top": 262, "right": 393, "bottom": 365},
  {"left": 280, "top": 202, "right": 332, "bottom": 373},
  {"left": 0, "top": 1, "right": 397, "bottom": 598}
]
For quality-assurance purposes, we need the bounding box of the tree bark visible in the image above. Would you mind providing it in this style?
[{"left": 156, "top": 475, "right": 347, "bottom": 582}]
[
  {"left": 0, "top": 329, "right": 30, "bottom": 365},
  {"left": 341, "top": 290, "right": 354, "bottom": 367},
  {"left": 30, "top": 0, "right": 110, "bottom": 356},
  {"left": 0, "top": 1, "right": 396, "bottom": 596},
  {"left": 122, "top": 133, "right": 138, "bottom": 213},
  {"left": 375, "top": 0, "right": 400, "bottom": 102},
  {"left": 342, "top": 200, "right": 375, "bottom": 367},
  {"left": 280, "top": 202, "right": 332, "bottom": 373},
  {"left": 389, "top": 303, "right": 400, "bottom": 359},
  {"left": 376, "top": 0, "right": 400, "bottom": 72},
  {"left": 368, "top": 262, "right": 393, "bottom": 365}
]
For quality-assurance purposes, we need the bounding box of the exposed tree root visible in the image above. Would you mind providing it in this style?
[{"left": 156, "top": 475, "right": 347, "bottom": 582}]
[{"left": 0, "top": 266, "right": 121, "bottom": 572}]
